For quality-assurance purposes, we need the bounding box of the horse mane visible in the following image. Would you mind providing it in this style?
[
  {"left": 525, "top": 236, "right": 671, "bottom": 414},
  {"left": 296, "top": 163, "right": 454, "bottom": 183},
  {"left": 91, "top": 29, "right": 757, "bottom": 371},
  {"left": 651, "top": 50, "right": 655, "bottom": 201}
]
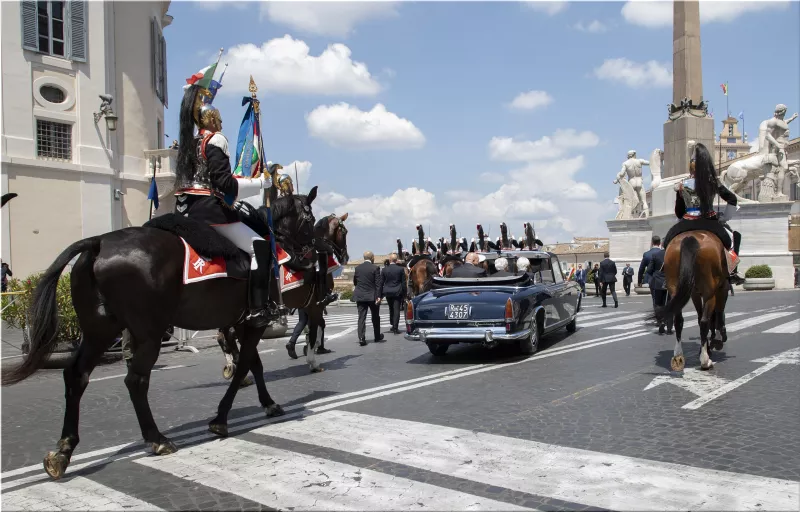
[
  {"left": 693, "top": 143, "right": 718, "bottom": 217},
  {"left": 174, "top": 87, "right": 198, "bottom": 190}
]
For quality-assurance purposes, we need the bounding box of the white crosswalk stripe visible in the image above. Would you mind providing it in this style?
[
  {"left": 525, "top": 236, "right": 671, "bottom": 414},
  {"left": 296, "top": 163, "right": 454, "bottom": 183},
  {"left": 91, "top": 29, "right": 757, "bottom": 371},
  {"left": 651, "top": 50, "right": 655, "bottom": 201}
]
[
  {"left": 2, "top": 476, "right": 163, "bottom": 511},
  {"left": 764, "top": 318, "right": 800, "bottom": 334},
  {"left": 725, "top": 312, "right": 795, "bottom": 332}
]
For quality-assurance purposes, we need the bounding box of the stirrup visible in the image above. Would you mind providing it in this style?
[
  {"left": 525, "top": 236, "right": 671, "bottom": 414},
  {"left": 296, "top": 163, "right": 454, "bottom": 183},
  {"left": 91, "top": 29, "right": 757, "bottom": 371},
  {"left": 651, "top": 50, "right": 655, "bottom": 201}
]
[{"left": 316, "top": 292, "right": 338, "bottom": 307}]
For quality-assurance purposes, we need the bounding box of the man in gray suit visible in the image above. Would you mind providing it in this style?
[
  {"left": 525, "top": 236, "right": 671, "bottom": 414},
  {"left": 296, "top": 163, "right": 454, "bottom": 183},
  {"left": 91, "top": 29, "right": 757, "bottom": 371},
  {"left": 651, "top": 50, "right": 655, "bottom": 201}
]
[
  {"left": 381, "top": 253, "right": 407, "bottom": 334},
  {"left": 599, "top": 251, "right": 618, "bottom": 308},
  {"left": 353, "top": 251, "right": 385, "bottom": 346}
]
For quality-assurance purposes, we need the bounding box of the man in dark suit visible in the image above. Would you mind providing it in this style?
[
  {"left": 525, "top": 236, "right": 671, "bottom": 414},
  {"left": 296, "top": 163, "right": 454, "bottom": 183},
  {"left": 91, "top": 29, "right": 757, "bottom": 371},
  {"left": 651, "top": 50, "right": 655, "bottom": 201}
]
[
  {"left": 574, "top": 263, "right": 587, "bottom": 296},
  {"left": 353, "top": 251, "right": 385, "bottom": 346},
  {"left": 599, "top": 252, "right": 618, "bottom": 308},
  {"left": 638, "top": 236, "right": 662, "bottom": 288},
  {"left": 646, "top": 244, "right": 672, "bottom": 334},
  {"left": 450, "top": 252, "right": 487, "bottom": 278},
  {"left": 381, "top": 253, "right": 407, "bottom": 334},
  {"left": 590, "top": 263, "right": 601, "bottom": 297},
  {"left": 622, "top": 263, "right": 634, "bottom": 296}
]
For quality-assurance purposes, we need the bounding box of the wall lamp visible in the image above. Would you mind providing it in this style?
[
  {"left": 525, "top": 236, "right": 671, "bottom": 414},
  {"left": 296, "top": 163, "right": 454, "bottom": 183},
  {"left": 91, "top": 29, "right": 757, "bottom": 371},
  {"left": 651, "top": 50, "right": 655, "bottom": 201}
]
[{"left": 93, "top": 94, "right": 118, "bottom": 131}]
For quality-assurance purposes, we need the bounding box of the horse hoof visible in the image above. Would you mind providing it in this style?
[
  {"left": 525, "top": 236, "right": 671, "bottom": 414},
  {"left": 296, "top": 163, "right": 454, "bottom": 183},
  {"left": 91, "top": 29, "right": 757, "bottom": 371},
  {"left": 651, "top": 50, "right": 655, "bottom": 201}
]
[
  {"left": 265, "top": 404, "right": 285, "bottom": 417},
  {"left": 240, "top": 375, "right": 254, "bottom": 387},
  {"left": 222, "top": 364, "right": 236, "bottom": 380},
  {"left": 43, "top": 451, "right": 69, "bottom": 480},
  {"left": 711, "top": 340, "right": 724, "bottom": 351},
  {"left": 208, "top": 423, "right": 228, "bottom": 438},
  {"left": 670, "top": 355, "right": 685, "bottom": 372},
  {"left": 701, "top": 361, "right": 715, "bottom": 371},
  {"left": 286, "top": 343, "right": 298, "bottom": 360},
  {"left": 152, "top": 440, "right": 178, "bottom": 455},
  {"left": 310, "top": 367, "right": 324, "bottom": 374}
]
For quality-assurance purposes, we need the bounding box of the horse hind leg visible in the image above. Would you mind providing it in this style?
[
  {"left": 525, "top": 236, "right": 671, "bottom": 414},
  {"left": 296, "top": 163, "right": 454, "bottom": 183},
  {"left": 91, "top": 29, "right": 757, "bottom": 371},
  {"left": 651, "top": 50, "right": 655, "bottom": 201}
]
[
  {"left": 699, "top": 296, "right": 716, "bottom": 370},
  {"left": 671, "top": 311, "right": 686, "bottom": 372},
  {"left": 123, "top": 329, "right": 177, "bottom": 455},
  {"left": 246, "top": 351, "right": 284, "bottom": 418},
  {"left": 43, "top": 332, "right": 111, "bottom": 479},
  {"left": 711, "top": 288, "right": 728, "bottom": 350},
  {"left": 218, "top": 327, "right": 252, "bottom": 387}
]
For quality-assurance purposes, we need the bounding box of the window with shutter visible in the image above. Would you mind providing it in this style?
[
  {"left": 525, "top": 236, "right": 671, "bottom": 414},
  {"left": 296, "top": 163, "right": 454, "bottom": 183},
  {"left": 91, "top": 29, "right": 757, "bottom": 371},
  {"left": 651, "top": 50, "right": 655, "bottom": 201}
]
[
  {"left": 160, "top": 35, "right": 168, "bottom": 108},
  {"left": 21, "top": 1, "right": 38, "bottom": 51},
  {"left": 68, "top": 0, "right": 86, "bottom": 62},
  {"left": 150, "top": 17, "right": 157, "bottom": 92}
]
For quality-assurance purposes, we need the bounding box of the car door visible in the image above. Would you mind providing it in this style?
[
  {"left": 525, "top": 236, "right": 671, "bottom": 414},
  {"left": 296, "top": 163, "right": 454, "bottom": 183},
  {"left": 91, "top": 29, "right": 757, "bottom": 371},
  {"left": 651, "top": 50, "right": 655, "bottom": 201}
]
[{"left": 544, "top": 255, "right": 571, "bottom": 329}]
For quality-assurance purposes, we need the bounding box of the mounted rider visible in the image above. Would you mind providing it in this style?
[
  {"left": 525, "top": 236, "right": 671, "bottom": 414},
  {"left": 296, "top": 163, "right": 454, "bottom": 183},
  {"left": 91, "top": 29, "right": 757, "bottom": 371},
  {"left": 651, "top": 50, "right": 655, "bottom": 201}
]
[
  {"left": 671, "top": 141, "right": 745, "bottom": 285},
  {"left": 173, "top": 61, "right": 278, "bottom": 323},
  {"left": 273, "top": 172, "right": 338, "bottom": 307}
]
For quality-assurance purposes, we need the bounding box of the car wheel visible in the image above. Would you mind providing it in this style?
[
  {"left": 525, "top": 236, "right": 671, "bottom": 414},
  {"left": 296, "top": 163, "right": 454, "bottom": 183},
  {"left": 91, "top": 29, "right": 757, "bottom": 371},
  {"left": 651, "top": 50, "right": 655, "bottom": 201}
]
[
  {"left": 427, "top": 342, "right": 449, "bottom": 356},
  {"left": 566, "top": 316, "right": 577, "bottom": 333},
  {"left": 519, "top": 317, "right": 539, "bottom": 355}
]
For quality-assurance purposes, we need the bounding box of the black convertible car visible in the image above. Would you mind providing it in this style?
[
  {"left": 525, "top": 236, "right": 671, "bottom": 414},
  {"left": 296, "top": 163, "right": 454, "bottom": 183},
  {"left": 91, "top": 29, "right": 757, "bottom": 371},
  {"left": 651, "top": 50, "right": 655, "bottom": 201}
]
[{"left": 404, "top": 251, "right": 582, "bottom": 356}]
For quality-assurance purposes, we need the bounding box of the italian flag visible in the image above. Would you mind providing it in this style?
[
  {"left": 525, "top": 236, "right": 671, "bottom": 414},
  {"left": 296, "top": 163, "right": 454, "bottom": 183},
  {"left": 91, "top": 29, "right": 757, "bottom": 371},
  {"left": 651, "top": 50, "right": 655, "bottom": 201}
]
[
  {"left": 186, "top": 63, "right": 218, "bottom": 89},
  {"left": 720, "top": 83, "right": 728, "bottom": 95},
  {"left": 568, "top": 267, "right": 576, "bottom": 280}
]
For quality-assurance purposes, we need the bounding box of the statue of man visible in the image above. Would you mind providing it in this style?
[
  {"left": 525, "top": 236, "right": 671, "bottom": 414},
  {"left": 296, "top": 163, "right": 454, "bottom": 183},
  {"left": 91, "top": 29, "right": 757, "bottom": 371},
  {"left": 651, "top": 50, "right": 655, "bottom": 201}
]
[
  {"left": 614, "top": 150, "right": 650, "bottom": 217},
  {"left": 763, "top": 104, "right": 797, "bottom": 195}
]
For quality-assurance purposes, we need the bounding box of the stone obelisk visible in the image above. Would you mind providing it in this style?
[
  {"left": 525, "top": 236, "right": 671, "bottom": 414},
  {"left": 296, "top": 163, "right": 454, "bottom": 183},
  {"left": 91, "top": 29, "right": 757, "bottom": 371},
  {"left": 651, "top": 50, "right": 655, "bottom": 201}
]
[{"left": 662, "top": 0, "right": 714, "bottom": 178}]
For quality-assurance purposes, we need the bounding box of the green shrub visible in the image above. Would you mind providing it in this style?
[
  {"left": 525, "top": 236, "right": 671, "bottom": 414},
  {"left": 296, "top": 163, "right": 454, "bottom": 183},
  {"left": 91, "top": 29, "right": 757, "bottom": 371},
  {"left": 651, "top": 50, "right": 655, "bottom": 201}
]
[
  {"left": 1, "top": 272, "right": 81, "bottom": 341},
  {"left": 744, "top": 265, "right": 773, "bottom": 279},
  {"left": 587, "top": 272, "right": 595, "bottom": 284},
  {"left": 339, "top": 289, "right": 354, "bottom": 301}
]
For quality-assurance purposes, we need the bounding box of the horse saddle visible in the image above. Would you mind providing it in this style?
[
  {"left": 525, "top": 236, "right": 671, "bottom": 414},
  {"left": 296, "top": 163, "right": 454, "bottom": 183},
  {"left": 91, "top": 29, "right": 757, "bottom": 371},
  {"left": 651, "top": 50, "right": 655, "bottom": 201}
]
[
  {"left": 663, "top": 218, "right": 732, "bottom": 253},
  {"left": 144, "top": 214, "right": 250, "bottom": 280}
]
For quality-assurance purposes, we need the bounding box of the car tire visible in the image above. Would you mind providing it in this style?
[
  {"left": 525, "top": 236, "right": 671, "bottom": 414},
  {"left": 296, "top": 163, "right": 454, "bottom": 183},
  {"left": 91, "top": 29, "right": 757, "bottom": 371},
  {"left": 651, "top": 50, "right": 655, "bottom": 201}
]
[
  {"left": 427, "top": 342, "right": 449, "bottom": 356},
  {"left": 519, "top": 317, "right": 539, "bottom": 355},
  {"left": 566, "top": 316, "right": 577, "bottom": 333}
]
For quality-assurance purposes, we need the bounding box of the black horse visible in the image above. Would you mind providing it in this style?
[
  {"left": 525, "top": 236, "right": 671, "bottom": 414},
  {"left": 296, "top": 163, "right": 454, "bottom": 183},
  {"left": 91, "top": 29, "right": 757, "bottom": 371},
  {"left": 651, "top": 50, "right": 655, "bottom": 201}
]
[{"left": 1, "top": 187, "right": 347, "bottom": 481}]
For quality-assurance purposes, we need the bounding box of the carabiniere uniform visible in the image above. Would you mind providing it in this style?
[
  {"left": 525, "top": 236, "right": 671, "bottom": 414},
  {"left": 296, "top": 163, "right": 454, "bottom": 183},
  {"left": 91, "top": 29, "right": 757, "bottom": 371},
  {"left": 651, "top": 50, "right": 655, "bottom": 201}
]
[{"left": 173, "top": 78, "right": 240, "bottom": 226}]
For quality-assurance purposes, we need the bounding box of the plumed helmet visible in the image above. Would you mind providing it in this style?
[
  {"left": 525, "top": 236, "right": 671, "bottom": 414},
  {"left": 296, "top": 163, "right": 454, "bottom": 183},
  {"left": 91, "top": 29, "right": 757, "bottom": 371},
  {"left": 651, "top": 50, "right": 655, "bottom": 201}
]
[{"left": 277, "top": 174, "right": 294, "bottom": 194}]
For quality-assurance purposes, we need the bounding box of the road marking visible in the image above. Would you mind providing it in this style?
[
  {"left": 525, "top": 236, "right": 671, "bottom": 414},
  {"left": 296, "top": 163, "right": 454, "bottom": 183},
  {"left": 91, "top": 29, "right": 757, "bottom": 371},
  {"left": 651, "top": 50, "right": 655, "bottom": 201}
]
[
  {"left": 257, "top": 410, "right": 800, "bottom": 512},
  {"left": 0, "top": 330, "right": 649, "bottom": 487},
  {"left": 579, "top": 313, "right": 645, "bottom": 327},
  {"left": 293, "top": 326, "right": 358, "bottom": 348},
  {"left": 764, "top": 318, "right": 800, "bottom": 334},
  {"left": 725, "top": 312, "right": 795, "bottom": 332},
  {"left": 1, "top": 475, "right": 163, "bottom": 511},
  {"left": 258, "top": 348, "right": 277, "bottom": 354},
  {"left": 135, "top": 437, "right": 531, "bottom": 511},
  {"left": 644, "top": 368, "right": 730, "bottom": 396},
  {"left": 91, "top": 365, "right": 186, "bottom": 382},
  {"left": 682, "top": 348, "right": 800, "bottom": 410},
  {"left": 603, "top": 311, "right": 752, "bottom": 330}
]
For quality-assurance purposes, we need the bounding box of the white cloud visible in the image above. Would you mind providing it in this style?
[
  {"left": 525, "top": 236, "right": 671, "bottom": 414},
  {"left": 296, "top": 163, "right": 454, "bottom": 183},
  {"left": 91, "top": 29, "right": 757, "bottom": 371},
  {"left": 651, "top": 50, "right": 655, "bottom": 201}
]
[
  {"left": 621, "top": 1, "right": 790, "bottom": 28},
  {"left": 444, "top": 190, "right": 483, "bottom": 201},
  {"left": 524, "top": 1, "right": 569, "bottom": 16},
  {"left": 306, "top": 103, "right": 425, "bottom": 150},
  {"left": 573, "top": 20, "right": 608, "bottom": 33},
  {"left": 317, "top": 187, "right": 439, "bottom": 229},
  {"left": 508, "top": 90, "right": 554, "bottom": 111},
  {"left": 282, "top": 160, "right": 312, "bottom": 191},
  {"left": 480, "top": 172, "right": 505, "bottom": 184},
  {"left": 489, "top": 129, "right": 600, "bottom": 162},
  {"left": 196, "top": 1, "right": 248, "bottom": 11},
  {"left": 261, "top": 2, "right": 400, "bottom": 38},
  {"left": 593, "top": 58, "right": 671, "bottom": 88},
  {"left": 221, "top": 36, "right": 380, "bottom": 97}
]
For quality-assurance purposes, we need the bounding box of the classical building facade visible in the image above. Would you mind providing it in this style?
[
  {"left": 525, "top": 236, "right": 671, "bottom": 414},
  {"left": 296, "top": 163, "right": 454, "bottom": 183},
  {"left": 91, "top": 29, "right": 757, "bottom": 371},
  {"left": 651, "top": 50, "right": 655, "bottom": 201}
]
[
  {"left": 713, "top": 116, "right": 752, "bottom": 167},
  {"left": 1, "top": 0, "right": 175, "bottom": 278}
]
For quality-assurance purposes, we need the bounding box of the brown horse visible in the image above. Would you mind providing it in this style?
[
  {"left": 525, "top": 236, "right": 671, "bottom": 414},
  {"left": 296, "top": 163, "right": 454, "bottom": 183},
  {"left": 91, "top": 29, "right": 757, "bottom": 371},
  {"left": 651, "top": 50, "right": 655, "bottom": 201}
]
[
  {"left": 652, "top": 231, "right": 729, "bottom": 372},
  {"left": 407, "top": 258, "right": 439, "bottom": 298}
]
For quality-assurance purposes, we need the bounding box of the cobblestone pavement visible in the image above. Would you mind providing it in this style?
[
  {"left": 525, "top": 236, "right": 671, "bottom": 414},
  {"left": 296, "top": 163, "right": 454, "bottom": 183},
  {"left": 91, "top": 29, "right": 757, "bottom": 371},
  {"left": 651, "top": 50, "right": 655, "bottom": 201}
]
[{"left": 2, "top": 290, "right": 799, "bottom": 511}]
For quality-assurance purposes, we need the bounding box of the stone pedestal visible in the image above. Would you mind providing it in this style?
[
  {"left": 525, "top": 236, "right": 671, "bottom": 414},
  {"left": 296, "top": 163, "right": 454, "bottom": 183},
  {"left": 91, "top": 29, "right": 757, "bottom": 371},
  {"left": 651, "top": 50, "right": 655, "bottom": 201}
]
[
  {"left": 663, "top": 116, "right": 714, "bottom": 179},
  {"left": 729, "top": 201, "right": 795, "bottom": 289},
  {"left": 606, "top": 218, "right": 653, "bottom": 279}
]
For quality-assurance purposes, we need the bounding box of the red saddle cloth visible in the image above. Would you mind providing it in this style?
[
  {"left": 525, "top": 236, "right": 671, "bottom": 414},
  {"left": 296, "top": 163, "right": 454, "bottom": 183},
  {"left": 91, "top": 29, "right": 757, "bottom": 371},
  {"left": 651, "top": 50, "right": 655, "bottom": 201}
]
[
  {"left": 181, "top": 237, "right": 291, "bottom": 285},
  {"left": 280, "top": 255, "right": 341, "bottom": 292}
]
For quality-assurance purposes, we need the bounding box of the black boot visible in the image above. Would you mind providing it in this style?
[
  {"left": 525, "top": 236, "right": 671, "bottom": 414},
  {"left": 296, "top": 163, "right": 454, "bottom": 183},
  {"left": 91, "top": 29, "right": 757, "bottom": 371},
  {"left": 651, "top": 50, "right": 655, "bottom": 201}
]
[
  {"left": 245, "top": 239, "right": 274, "bottom": 327},
  {"left": 316, "top": 253, "right": 338, "bottom": 307}
]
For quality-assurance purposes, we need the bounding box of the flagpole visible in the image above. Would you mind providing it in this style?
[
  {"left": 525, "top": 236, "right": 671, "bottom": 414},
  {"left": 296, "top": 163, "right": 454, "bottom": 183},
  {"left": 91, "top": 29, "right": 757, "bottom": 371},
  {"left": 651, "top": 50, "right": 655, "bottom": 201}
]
[{"left": 294, "top": 162, "right": 299, "bottom": 194}]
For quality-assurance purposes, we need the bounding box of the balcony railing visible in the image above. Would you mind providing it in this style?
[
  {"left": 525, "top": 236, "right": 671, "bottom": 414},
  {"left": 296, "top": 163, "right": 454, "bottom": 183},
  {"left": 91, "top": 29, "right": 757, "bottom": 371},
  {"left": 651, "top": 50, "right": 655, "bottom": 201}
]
[{"left": 143, "top": 149, "right": 178, "bottom": 178}]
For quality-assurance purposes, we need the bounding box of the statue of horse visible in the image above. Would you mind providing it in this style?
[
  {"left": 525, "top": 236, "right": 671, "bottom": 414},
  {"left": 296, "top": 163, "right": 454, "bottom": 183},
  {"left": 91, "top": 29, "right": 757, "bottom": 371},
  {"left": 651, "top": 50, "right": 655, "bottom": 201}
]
[
  {"left": 649, "top": 148, "right": 664, "bottom": 191},
  {"left": 0, "top": 189, "right": 330, "bottom": 481}
]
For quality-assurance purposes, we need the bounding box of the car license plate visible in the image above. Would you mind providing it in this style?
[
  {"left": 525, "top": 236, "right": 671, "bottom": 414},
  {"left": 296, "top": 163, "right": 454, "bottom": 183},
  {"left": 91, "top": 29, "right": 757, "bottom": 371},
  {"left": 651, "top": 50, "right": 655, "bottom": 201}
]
[{"left": 447, "top": 304, "right": 470, "bottom": 320}]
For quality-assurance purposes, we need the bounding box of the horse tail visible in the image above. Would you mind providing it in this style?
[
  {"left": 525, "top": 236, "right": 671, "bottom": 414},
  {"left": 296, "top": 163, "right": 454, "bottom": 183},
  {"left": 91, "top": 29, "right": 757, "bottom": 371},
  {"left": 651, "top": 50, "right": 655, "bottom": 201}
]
[
  {"left": 649, "top": 236, "right": 699, "bottom": 326},
  {"left": 423, "top": 260, "right": 438, "bottom": 291},
  {"left": 2, "top": 237, "right": 100, "bottom": 386}
]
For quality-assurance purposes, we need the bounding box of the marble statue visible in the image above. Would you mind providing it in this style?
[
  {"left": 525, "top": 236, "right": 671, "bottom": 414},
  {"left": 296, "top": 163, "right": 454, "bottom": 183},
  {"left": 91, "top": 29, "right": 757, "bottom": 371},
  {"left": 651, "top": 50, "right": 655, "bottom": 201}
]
[
  {"left": 614, "top": 150, "right": 655, "bottom": 219},
  {"left": 721, "top": 104, "right": 798, "bottom": 202}
]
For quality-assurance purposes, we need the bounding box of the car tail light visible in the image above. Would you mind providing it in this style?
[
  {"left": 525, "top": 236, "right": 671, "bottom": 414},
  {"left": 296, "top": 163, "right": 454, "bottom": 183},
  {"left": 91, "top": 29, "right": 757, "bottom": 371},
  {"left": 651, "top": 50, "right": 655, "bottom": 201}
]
[
  {"left": 405, "top": 301, "right": 414, "bottom": 333},
  {"left": 505, "top": 298, "right": 513, "bottom": 333}
]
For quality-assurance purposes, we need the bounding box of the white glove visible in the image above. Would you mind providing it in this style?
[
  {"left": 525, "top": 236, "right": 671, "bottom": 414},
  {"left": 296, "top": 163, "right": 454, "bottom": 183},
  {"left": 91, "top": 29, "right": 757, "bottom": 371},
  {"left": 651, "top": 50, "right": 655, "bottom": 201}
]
[{"left": 236, "top": 175, "right": 267, "bottom": 199}]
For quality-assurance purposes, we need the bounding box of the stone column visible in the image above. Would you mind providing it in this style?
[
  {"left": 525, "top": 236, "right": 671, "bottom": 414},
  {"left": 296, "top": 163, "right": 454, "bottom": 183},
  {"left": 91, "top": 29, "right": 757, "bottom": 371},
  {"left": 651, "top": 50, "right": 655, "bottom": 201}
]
[{"left": 662, "top": 0, "right": 714, "bottom": 180}]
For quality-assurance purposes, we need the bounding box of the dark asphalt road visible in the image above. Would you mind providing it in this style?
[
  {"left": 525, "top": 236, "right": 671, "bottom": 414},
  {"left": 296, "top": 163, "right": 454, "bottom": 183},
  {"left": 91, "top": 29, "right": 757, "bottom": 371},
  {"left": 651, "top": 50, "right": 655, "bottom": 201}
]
[{"left": 1, "top": 290, "right": 798, "bottom": 511}]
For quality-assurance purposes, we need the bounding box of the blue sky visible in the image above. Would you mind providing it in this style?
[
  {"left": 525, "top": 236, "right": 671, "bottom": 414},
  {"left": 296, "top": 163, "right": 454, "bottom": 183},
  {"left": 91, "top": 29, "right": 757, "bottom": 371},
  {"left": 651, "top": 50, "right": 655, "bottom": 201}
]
[{"left": 164, "top": 0, "right": 800, "bottom": 256}]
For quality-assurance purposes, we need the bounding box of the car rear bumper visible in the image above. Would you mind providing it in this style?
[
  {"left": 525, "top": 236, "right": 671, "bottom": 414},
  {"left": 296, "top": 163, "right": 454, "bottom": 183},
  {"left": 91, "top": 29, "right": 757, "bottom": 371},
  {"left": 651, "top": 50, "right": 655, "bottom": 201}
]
[{"left": 404, "top": 326, "right": 529, "bottom": 343}]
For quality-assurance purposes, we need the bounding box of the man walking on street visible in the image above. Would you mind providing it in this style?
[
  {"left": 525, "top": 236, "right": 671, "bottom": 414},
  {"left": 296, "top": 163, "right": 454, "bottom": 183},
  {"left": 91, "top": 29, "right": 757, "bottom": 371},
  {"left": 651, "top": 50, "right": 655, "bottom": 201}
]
[
  {"left": 645, "top": 244, "right": 672, "bottom": 334},
  {"left": 622, "top": 263, "right": 634, "bottom": 296},
  {"left": 382, "top": 253, "right": 407, "bottom": 334},
  {"left": 638, "top": 236, "right": 662, "bottom": 290},
  {"left": 591, "top": 263, "right": 601, "bottom": 297},
  {"left": 575, "top": 264, "right": 587, "bottom": 296},
  {"left": 599, "top": 252, "right": 618, "bottom": 308},
  {"left": 353, "top": 251, "right": 385, "bottom": 346}
]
